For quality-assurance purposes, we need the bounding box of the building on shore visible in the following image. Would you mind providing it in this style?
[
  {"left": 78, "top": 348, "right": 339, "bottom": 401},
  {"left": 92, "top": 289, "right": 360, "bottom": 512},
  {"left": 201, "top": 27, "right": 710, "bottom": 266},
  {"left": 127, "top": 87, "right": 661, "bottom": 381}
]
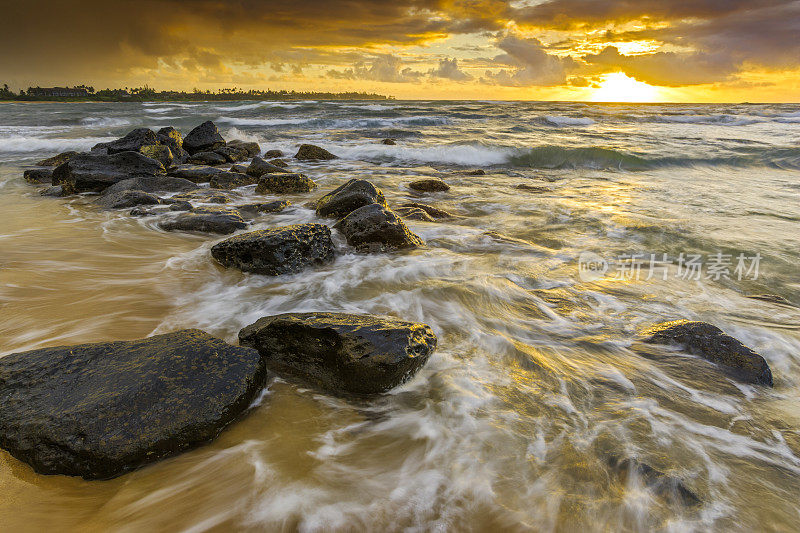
[{"left": 26, "top": 87, "right": 90, "bottom": 97}]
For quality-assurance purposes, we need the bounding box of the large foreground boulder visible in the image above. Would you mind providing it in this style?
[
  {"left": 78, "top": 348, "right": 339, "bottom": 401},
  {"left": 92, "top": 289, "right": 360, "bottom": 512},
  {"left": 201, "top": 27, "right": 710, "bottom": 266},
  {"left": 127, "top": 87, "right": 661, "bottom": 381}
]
[
  {"left": 36, "top": 151, "right": 78, "bottom": 167},
  {"left": 183, "top": 121, "right": 225, "bottom": 155},
  {"left": 159, "top": 207, "right": 247, "bottom": 234},
  {"left": 92, "top": 128, "right": 159, "bottom": 154},
  {"left": 295, "top": 144, "right": 337, "bottom": 161},
  {"left": 100, "top": 175, "right": 197, "bottom": 195},
  {"left": 256, "top": 173, "right": 317, "bottom": 194},
  {"left": 0, "top": 330, "right": 266, "bottom": 479},
  {"left": 23, "top": 168, "right": 54, "bottom": 184},
  {"left": 334, "top": 203, "right": 424, "bottom": 253},
  {"left": 315, "top": 179, "right": 387, "bottom": 218},
  {"left": 239, "top": 313, "right": 437, "bottom": 395},
  {"left": 642, "top": 320, "right": 773, "bottom": 386},
  {"left": 52, "top": 151, "right": 166, "bottom": 194},
  {"left": 211, "top": 223, "right": 334, "bottom": 275},
  {"left": 139, "top": 144, "right": 174, "bottom": 168}
]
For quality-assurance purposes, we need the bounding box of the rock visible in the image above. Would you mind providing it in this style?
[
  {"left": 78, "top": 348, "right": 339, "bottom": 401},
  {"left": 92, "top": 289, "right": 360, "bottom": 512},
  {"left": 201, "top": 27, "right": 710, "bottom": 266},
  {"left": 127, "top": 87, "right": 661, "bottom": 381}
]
[
  {"left": 214, "top": 145, "right": 251, "bottom": 163},
  {"left": 92, "top": 128, "right": 159, "bottom": 154},
  {"left": 188, "top": 151, "right": 227, "bottom": 166},
  {"left": 607, "top": 455, "right": 701, "bottom": 507},
  {"left": 264, "top": 149, "right": 283, "bottom": 158},
  {"left": 516, "top": 184, "right": 550, "bottom": 193},
  {"left": 409, "top": 178, "right": 450, "bottom": 192},
  {"left": 183, "top": 121, "right": 226, "bottom": 155},
  {"left": 229, "top": 164, "right": 249, "bottom": 174},
  {"left": 159, "top": 207, "right": 247, "bottom": 234},
  {"left": 746, "top": 294, "right": 793, "bottom": 306},
  {"left": 211, "top": 223, "right": 334, "bottom": 275},
  {"left": 334, "top": 203, "right": 423, "bottom": 253},
  {"left": 23, "top": 168, "right": 53, "bottom": 184},
  {"left": 256, "top": 174, "right": 317, "bottom": 194},
  {"left": 168, "top": 164, "right": 229, "bottom": 183},
  {"left": 168, "top": 200, "right": 193, "bottom": 211},
  {"left": 315, "top": 179, "right": 387, "bottom": 218},
  {"left": 268, "top": 158, "right": 288, "bottom": 168},
  {"left": 395, "top": 206, "right": 435, "bottom": 222},
  {"left": 209, "top": 172, "right": 257, "bottom": 190},
  {"left": 239, "top": 313, "right": 437, "bottom": 395},
  {"left": 139, "top": 144, "right": 173, "bottom": 168},
  {"left": 399, "top": 202, "right": 456, "bottom": 219},
  {"left": 130, "top": 206, "right": 168, "bottom": 217},
  {"left": 96, "top": 189, "right": 161, "bottom": 210},
  {"left": 381, "top": 138, "right": 397, "bottom": 145},
  {"left": 295, "top": 144, "right": 337, "bottom": 161},
  {"left": 457, "top": 169, "right": 485, "bottom": 176},
  {"left": 226, "top": 140, "right": 261, "bottom": 157},
  {"left": 236, "top": 201, "right": 291, "bottom": 215},
  {"left": 36, "top": 151, "right": 78, "bottom": 167},
  {"left": 247, "top": 156, "right": 289, "bottom": 178},
  {"left": 172, "top": 189, "right": 232, "bottom": 204},
  {"left": 0, "top": 330, "right": 265, "bottom": 479},
  {"left": 641, "top": 320, "right": 773, "bottom": 386},
  {"left": 157, "top": 127, "right": 188, "bottom": 163},
  {"left": 101, "top": 176, "right": 197, "bottom": 195},
  {"left": 52, "top": 152, "right": 165, "bottom": 194},
  {"left": 39, "top": 185, "right": 64, "bottom": 197}
]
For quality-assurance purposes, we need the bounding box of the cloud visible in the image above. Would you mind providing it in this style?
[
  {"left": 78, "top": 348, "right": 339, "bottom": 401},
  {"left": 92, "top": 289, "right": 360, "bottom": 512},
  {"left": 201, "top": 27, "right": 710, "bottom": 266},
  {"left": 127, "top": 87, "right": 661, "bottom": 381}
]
[
  {"left": 430, "top": 58, "right": 472, "bottom": 80},
  {"left": 484, "top": 35, "right": 577, "bottom": 86},
  {"left": 327, "top": 55, "right": 424, "bottom": 82}
]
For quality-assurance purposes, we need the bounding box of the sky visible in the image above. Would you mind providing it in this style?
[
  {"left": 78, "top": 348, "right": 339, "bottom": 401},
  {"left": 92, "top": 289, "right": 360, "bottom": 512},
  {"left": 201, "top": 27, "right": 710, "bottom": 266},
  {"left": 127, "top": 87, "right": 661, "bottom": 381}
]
[{"left": 3, "top": 0, "right": 800, "bottom": 102}]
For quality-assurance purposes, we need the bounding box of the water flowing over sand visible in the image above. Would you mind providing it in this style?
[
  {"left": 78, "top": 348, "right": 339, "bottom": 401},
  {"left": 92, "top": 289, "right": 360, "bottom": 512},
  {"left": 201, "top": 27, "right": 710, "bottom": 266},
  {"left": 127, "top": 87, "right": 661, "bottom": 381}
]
[{"left": 1, "top": 100, "right": 799, "bottom": 531}]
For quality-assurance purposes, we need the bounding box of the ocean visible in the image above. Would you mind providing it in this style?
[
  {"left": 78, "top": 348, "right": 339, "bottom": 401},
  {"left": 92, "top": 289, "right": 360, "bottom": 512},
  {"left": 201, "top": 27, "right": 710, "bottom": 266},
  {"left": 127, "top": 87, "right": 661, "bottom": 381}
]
[{"left": 1, "top": 100, "right": 799, "bottom": 531}]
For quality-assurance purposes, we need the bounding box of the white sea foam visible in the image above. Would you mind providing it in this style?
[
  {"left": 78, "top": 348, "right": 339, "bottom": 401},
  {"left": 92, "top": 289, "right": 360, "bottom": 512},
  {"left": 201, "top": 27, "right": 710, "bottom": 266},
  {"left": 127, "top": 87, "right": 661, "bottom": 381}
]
[
  {"left": 80, "top": 117, "right": 132, "bottom": 127},
  {"left": 0, "top": 135, "right": 115, "bottom": 153},
  {"left": 333, "top": 142, "right": 513, "bottom": 166},
  {"left": 143, "top": 107, "right": 177, "bottom": 113}
]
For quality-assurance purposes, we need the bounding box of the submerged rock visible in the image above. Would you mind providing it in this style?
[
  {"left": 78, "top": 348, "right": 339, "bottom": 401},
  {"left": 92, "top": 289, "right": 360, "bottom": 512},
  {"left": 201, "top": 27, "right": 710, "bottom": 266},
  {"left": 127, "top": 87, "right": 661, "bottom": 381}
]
[
  {"left": 239, "top": 312, "right": 437, "bottom": 395},
  {"left": 334, "top": 203, "right": 424, "bottom": 253},
  {"left": 209, "top": 172, "right": 257, "bottom": 190},
  {"left": 96, "top": 189, "right": 161, "bottom": 210},
  {"left": 236, "top": 200, "right": 291, "bottom": 216},
  {"left": 36, "top": 151, "right": 78, "bottom": 167},
  {"left": 395, "top": 206, "right": 435, "bottom": 222},
  {"left": 247, "top": 156, "right": 289, "bottom": 178},
  {"left": 211, "top": 223, "right": 334, "bottom": 275},
  {"left": 23, "top": 168, "right": 54, "bottom": 184},
  {"left": 295, "top": 144, "right": 337, "bottom": 161},
  {"left": 0, "top": 330, "right": 266, "bottom": 479},
  {"left": 139, "top": 144, "right": 174, "bottom": 168},
  {"left": 381, "top": 138, "right": 397, "bottom": 145},
  {"left": 256, "top": 173, "right": 317, "bottom": 194},
  {"left": 159, "top": 207, "right": 247, "bottom": 234},
  {"left": 315, "top": 178, "right": 387, "bottom": 218},
  {"left": 409, "top": 178, "right": 450, "bottom": 192},
  {"left": 641, "top": 320, "right": 773, "bottom": 386},
  {"left": 515, "top": 184, "right": 550, "bottom": 193},
  {"left": 607, "top": 455, "right": 701, "bottom": 507},
  {"left": 746, "top": 294, "right": 793, "bottom": 306},
  {"left": 39, "top": 185, "right": 64, "bottom": 197},
  {"left": 183, "top": 121, "right": 226, "bottom": 155},
  {"left": 93, "top": 128, "right": 159, "bottom": 154},
  {"left": 399, "top": 202, "right": 455, "bottom": 219},
  {"left": 52, "top": 151, "right": 165, "bottom": 194}
]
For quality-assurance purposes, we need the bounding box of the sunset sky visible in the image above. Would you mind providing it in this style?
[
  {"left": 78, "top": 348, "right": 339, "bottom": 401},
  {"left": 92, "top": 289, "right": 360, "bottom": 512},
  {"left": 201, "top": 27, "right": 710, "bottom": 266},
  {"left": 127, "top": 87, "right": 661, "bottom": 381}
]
[{"left": 3, "top": 0, "right": 800, "bottom": 102}]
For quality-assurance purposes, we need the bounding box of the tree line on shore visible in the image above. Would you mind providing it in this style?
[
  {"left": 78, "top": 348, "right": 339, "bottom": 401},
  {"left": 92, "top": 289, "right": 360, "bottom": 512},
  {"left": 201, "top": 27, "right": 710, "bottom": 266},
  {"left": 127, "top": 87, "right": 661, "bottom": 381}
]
[{"left": 0, "top": 83, "right": 390, "bottom": 102}]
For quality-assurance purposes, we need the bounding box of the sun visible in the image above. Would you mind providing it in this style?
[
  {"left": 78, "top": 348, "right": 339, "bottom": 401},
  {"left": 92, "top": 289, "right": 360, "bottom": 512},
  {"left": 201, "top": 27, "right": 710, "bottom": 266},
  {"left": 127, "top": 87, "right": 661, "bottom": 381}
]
[{"left": 590, "top": 72, "right": 661, "bottom": 103}]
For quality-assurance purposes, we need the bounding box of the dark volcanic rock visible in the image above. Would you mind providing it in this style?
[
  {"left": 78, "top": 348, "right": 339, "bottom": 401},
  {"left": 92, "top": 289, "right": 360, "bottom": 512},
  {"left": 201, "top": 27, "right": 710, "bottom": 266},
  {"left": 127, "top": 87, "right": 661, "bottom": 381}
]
[
  {"left": 315, "top": 179, "right": 387, "bottom": 218},
  {"left": 381, "top": 138, "right": 397, "bottom": 145},
  {"left": 188, "top": 151, "right": 227, "bottom": 166},
  {"left": 96, "top": 189, "right": 161, "bottom": 210},
  {"left": 159, "top": 207, "right": 247, "bottom": 234},
  {"left": 168, "top": 164, "right": 229, "bottom": 183},
  {"left": 395, "top": 206, "right": 435, "bottom": 222},
  {"left": 209, "top": 172, "right": 257, "bottom": 190},
  {"left": 93, "top": 128, "right": 159, "bottom": 154},
  {"left": 36, "top": 151, "right": 78, "bottom": 167},
  {"left": 211, "top": 223, "right": 334, "bottom": 275},
  {"left": 23, "top": 168, "right": 54, "bottom": 184},
  {"left": 101, "top": 175, "right": 197, "bottom": 195},
  {"left": 168, "top": 200, "right": 193, "bottom": 211},
  {"left": 214, "top": 145, "right": 251, "bottom": 163},
  {"left": 264, "top": 149, "right": 283, "bottom": 158},
  {"left": 295, "top": 144, "right": 337, "bottom": 161},
  {"left": 607, "top": 455, "right": 701, "bottom": 507},
  {"left": 172, "top": 189, "right": 232, "bottom": 204},
  {"left": 409, "top": 178, "right": 450, "bottom": 192},
  {"left": 334, "top": 203, "right": 423, "bottom": 253},
  {"left": 268, "top": 158, "right": 288, "bottom": 168},
  {"left": 183, "top": 121, "right": 226, "bottom": 155},
  {"left": 0, "top": 330, "right": 266, "bottom": 479},
  {"left": 399, "top": 202, "right": 455, "bottom": 219},
  {"left": 457, "top": 169, "right": 485, "bottom": 176},
  {"left": 247, "top": 156, "right": 289, "bottom": 178},
  {"left": 39, "top": 185, "right": 64, "bottom": 197},
  {"left": 239, "top": 312, "right": 437, "bottom": 395},
  {"left": 256, "top": 174, "right": 317, "bottom": 194},
  {"left": 157, "top": 127, "right": 188, "bottom": 163},
  {"left": 229, "top": 164, "right": 249, "bottom": 174},
  {"left": 226, "top": 140, "right": 261, "bottom": 158},
  {"left": 52, "top": 152, "right": 166, "bottom": 194},
  {"left": 642, "top": 320, "right": 773, "bottom": 386},
  {"left": 236, "top": 200, "right": 291, "bottom": 215},
  {"left": 139, "top": 144, "right": 173, "bottom": 168}
]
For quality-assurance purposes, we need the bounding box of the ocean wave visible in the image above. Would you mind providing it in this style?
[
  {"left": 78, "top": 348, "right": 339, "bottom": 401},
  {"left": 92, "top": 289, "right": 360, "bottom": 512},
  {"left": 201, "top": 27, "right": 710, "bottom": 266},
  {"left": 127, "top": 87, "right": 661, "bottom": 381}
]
[
  {"left": 334, "top": 143, "right": 513, "bottom": 166},
  {"left": 211, "top": 103, "right": 264, "bottom": 111},
  {"left": 80, "top": 117, "right": 132, "bottom": 127},
  {"left": 543, "top": 115, "right": 596, "bottom": 127},
  {"left": 216, "top": 115, "right": 449, "bottom": 129},
  {"left": 647, "top": 114, "right": 763, "bottom": 126},
  {"left": 510, "top": 145, "right": 648, "bottom": 170},
  {"left": 143, "top": 107, "right": 176, "bottom": 113},
  {"left": 0, "top": 135, "right": 116, "bottom": 153}
]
